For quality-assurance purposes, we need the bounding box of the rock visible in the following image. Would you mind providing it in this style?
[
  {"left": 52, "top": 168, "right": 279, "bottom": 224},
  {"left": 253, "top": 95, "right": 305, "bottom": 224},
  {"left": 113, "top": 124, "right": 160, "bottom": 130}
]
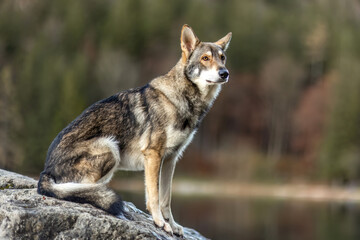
[{"left": 0, "top": 169, "right": 208, "bottom": 240}]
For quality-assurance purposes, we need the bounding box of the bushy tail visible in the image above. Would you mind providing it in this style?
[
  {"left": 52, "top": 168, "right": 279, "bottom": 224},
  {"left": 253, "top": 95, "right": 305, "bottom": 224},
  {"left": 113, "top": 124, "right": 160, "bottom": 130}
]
[{"left": 37, "top": 173, "right": 123, "bottom": 216}]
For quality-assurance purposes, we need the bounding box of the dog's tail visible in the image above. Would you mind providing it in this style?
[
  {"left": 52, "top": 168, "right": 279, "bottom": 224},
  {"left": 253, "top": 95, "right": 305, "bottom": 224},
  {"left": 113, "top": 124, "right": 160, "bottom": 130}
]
[{"left": 37, "top": 172, "right": 123, "bottom": 216}]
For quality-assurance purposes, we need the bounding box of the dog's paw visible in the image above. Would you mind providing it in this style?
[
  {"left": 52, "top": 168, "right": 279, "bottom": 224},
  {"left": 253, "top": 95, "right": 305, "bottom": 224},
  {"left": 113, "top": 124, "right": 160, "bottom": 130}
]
[
  {"left": 163, "top": 222, "right": 173, "bottom": 235},
  {"left": 154, "top": 217, "right": 173, "bottom": 235},
  {"left": 171, "top": 222, "right": 184, "bottom": 237}
]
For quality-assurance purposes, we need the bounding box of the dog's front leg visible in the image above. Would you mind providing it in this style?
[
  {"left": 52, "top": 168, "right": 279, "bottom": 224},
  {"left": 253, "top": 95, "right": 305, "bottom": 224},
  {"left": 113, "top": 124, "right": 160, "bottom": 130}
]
[
  {"left": 143, "top": 149, "right": 173, "bottom": 234},
  {"left": 160, "top": 157, "right": 184, "bottom": 236}
]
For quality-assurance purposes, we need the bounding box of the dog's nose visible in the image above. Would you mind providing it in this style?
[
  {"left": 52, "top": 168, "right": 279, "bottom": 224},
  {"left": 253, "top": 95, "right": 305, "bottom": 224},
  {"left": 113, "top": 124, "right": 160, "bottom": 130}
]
[{"left": 219, "top": 69, "right": 229, "bottom": 80}]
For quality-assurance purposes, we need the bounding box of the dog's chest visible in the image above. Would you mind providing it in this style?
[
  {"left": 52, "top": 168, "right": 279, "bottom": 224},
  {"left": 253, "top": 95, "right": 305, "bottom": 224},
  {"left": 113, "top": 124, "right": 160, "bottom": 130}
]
[
  {"left": 165, "top": 124, "right": 193, "bottom": 149},
  {"left": 118, "top": 127, "right": 194, "bottom": 171}
]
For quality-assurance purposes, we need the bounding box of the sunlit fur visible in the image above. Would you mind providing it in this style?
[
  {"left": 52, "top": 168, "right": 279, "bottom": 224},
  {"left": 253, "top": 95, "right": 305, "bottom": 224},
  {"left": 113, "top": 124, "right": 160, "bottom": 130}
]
[{"left": 38, "top": 24, "right": 232, "bottom": 236}]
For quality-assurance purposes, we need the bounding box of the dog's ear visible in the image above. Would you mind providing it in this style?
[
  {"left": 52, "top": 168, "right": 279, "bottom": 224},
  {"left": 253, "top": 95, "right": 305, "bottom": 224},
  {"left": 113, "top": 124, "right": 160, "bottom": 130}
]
[
  {"left": 181, "top": 24, "right": 200, "bottom": 61},
  {"left": 215, "top": 32, "right": 232, "bottom": 51}
]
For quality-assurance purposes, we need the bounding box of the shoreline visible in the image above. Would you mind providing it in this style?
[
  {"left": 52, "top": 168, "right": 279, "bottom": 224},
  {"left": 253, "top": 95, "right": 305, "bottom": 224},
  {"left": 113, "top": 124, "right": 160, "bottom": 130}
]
[{"left": 110, "top": 178, "right": 360, "bottom": 203}]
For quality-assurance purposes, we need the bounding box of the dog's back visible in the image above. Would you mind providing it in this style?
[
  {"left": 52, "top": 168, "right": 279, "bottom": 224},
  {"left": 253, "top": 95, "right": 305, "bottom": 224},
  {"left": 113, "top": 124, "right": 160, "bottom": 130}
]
[{"left": 37, "top": 78, "right": 204, "bottom": 215}]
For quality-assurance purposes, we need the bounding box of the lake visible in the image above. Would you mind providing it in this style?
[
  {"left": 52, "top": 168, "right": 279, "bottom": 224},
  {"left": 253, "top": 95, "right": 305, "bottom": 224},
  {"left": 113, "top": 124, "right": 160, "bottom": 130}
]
[{"left": 119, "top": 187, "right": 360, "bottom": 240}]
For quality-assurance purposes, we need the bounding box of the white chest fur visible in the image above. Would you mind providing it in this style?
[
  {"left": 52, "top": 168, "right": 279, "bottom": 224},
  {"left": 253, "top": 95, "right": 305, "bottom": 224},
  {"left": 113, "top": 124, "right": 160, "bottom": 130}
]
[
  {"left": 165, "top": 125, "right": 191, "bottom": 149},
  {"left": 166, "top": 128, "right": 196, "bottom": 162}
]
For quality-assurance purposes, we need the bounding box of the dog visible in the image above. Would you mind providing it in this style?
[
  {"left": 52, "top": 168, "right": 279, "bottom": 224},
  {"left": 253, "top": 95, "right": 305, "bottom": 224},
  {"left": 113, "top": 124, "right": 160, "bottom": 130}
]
[{"left": 38, "top": 24, "right": 232, "bottom": 236}]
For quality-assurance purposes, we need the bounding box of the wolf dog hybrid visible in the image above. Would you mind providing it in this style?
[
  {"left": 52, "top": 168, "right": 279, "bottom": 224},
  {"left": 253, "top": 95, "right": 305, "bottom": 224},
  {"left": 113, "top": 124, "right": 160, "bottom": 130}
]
[{"left": 38, "top": 25, "right": 232, "bottom": 235}]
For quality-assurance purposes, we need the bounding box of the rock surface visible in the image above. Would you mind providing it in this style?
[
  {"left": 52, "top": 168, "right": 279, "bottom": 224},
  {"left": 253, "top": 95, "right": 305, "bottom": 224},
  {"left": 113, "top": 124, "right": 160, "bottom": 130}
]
[{"left": 0, "top": 169, "right": 208, "bottom": 240}]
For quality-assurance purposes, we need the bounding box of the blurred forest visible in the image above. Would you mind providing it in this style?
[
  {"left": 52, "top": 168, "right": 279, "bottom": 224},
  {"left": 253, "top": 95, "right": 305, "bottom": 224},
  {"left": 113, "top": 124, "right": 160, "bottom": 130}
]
[{"left": 0, "top": 0, "right": 360, "bottom": 184}]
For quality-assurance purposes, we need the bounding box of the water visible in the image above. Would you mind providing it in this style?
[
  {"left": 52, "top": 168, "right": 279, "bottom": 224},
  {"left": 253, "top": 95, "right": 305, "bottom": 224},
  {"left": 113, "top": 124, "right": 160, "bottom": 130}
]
[{"left": 121, "top": 191, "right": 360, "bottom": 240}]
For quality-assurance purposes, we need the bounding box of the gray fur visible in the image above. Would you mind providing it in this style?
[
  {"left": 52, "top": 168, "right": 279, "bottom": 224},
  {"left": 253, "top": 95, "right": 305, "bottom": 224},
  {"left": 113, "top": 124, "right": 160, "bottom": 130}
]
[{"left": 38, "top": 24, "right": 232, "bottom": 236}]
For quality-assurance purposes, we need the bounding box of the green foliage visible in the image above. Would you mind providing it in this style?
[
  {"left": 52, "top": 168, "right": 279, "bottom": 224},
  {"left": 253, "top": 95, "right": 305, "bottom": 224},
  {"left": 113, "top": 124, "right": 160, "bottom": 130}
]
[
  {"left": 316, "top": 6, "right": 360, "bottom": 182},
  {"left": 0, "top": 0, "right": 359, "bottom": 182},
  {"left": 320, "top": 56, "right": 360, "bottom": 181}
]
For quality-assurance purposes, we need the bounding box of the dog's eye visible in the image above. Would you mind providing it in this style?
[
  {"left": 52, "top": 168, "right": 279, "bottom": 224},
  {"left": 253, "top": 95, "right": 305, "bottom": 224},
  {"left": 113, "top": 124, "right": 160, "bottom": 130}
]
[
  {"left": 202, "top": 56, "right": 210, "bottom": 61},
  {"left": 220, "top": 55, "right": 225, "bottom": 61}
]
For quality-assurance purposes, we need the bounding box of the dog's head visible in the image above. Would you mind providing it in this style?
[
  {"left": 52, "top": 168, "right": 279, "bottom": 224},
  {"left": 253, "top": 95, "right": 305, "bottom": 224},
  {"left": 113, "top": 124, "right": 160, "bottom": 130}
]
[{"left": 181, "top": 25, "right": 232, "bottom": 87}]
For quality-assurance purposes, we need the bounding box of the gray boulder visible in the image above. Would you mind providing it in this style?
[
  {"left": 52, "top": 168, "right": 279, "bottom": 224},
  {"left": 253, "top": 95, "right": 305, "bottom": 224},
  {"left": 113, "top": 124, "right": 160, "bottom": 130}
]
[{"left": 0, "top": 169, "right": 208, "bottom": 240}]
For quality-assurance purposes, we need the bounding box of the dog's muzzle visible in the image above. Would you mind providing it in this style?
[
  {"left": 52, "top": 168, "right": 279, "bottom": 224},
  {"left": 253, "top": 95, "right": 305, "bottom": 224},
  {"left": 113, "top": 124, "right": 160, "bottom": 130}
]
[{"left": 218, "top": 69, "right": 229, "bottom": 82}]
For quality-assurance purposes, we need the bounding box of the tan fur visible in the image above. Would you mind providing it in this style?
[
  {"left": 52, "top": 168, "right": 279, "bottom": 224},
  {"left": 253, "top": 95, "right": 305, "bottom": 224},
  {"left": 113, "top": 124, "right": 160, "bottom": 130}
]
[
  {"left": 180, "top": 24, "right": 200, "bottom": 63},
  {"left": 38, "top": 24, "right": 232, "bottom": 237}
]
